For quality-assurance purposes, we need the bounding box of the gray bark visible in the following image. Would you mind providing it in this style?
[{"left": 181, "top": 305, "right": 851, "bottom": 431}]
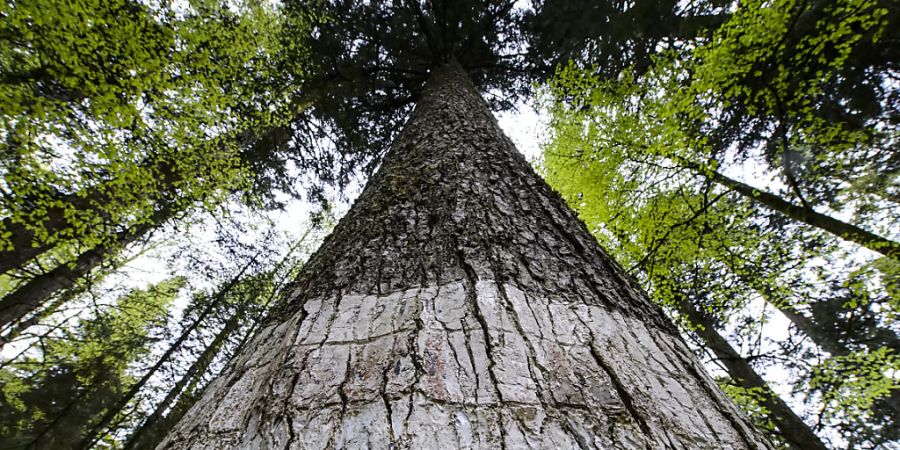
[{"left": 158, "top": 61, "right": 772, "bottom": 449}]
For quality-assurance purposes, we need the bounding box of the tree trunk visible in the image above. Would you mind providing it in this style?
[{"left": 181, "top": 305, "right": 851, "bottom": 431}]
[
  {"left": 0, "top": 97, "right": 307, "bottom": 278},
  {"left": 0, "top": 206, "right": 174, "bottom": 331},
  {"left": 729, "top": 262, "right": 900, "bottom": 435},
  {"left": 777, "top": 306, "right": 900, "bottom": 440},
  {"left": 0, "top": 160, "right": 171, "bottom": 276},
  {"left": 125, "top": 307, "right": 246, "bottom": 450},
  {"left": 0, "top": 287, "right": 73, "bottom": 351},
  {"left": 678, "top": 157, "right": 900, "bottom": 260},
  {"left": 674, "top": 295, "right": 827, "bottom": 450},
  {"left": 0, "top": 212, "right": 65, "bottom": 275},
  {"left": 158, "top": 61, "right": 771, "bottom": 449}
]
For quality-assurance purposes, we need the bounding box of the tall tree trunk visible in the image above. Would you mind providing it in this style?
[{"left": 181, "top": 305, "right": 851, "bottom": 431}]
[
  {"left": 151, "top": 311, "right": 265, "bottom": 446},
  {"left": 0, "top": 207, "right": 73, "bottom": 275},
  {"left": 677, "top": 157, "right": 900, "bottom": 260},
  {"left": 0, "top": 158, "right": 178, "bottom": 276},
  {"left": 730, "top": 265, "right": 900, "bottom": 435},
  {"left": 158, "top": 61, "right": 772, "bottom": 449},
  {"left": 0, "top": 124, "right": 294, "bottom": 334},
  {"left": 778, "top": 306, "right": 900, "bottom": 356},
  {"left": 0, "top": 206, "right": 174, "bottom": 331},
  {"left": 129, "top": 232, "right": 311, "bottom": 450},
  {"left": 673, "top": 294, "right": 827, "bottom": 450},
  {"left": 724, "top": 261, "right": 900, "bottom": 441},
  {"left": 0, "top": 288, "right": 73, "bottom": 351},
  {"left": 0, "top": 98, "right": 307, "bottom": 278}
]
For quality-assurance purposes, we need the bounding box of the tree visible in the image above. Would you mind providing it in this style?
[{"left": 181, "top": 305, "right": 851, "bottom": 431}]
[
  {"left": 10, "top": 0, "right": 871, "bottom": 446},
  {"left": 157, "top": 58, "right": 772, "bottom": 448},
  {"left": 0, "top": 278, "right": 178, "bottom": 448},
  {"left": 0, "top": 0, "right": 330, "bottom": 336},
  {"left": 542, "top": 132, "right": 832, "bottom": 447},
  {"left": 544, "top": 59, "right": 898, "bottom": 259},
  {"left": 0, "top": 0, "right": 295, "bottom": 274},
  {"left": 539, "top": 0, "right": 899, "bottom": 444},
  {"left": 123, "top": 228, "right": 315, "bottom": 450}
]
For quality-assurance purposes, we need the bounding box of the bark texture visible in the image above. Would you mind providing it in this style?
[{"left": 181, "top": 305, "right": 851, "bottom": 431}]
[{"left": 158, "top": 62, "right": 772, "bottom": 449}]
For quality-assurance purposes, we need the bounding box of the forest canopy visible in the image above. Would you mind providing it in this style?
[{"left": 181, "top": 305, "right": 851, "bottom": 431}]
[{"left": 0, "top": 0, "right": 897, "bottom": 448}]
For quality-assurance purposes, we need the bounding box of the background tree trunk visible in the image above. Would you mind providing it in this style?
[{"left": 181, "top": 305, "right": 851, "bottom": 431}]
[
  {"left": 673, "top": 294, "right": 827, "bottom": 450},
  {"left": 125, "top": 307, "right": 245, "bottom": 450},
  {"left": 158, "top": 61, "right": 772, "bottom": 449},
  {"left": 0, "top": 205, "right": 173, "bottom": 331},
  {"left": 676, "top": 156, "right": 900, "bottom": 260}
]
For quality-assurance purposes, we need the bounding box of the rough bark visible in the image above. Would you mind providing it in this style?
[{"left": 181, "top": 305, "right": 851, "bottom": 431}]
[
  {"left": 158, "top": 61, "right": 772, "bottom": 449},
  {"left": 674, "top": 296, "right": 827, "bottom": 450}
]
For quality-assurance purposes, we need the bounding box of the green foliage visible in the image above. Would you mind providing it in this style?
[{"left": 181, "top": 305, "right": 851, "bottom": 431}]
[
  {"left": 547, "top": 0, "right": 896, "bottom": 216},
  {"left": 0, "top": 0, "right": 312, "bottom": 268},
  {"left": 0, "top": 277, "right": 181, "bottom": 448},
  {"left": 716, "top": 380, "right": 790, "bottom": 448},
  {"left": 542, "top": 99, "right": 792, "bottom": 322},
  {"left": 809, "top": 348, "right": 899, "bottom": 421},
  {"left": 847, "top": 257, "right": 900, "bottom": 322}
]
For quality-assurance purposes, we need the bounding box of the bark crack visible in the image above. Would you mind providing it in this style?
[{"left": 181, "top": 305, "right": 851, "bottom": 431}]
[
  {"left": 456, "top": 247, "right": 508, "bottom": 449},
  {"left": 433, "top": 289, "right": 470, "bottom": 406},
  {"left": 659, "top": 331, "right": 761, "bottom": 449},
  {"left": 401, "top": 286, "right": 428, "bottom": 441},
  {"left": 572, "top": 308, "right": 655, "bottom": 448},
  {"left": 381, "top": 342, "right": 397, "bottom": 447},
  {"left": 280, "top": 310, "right": 312, "bottom": 449}
]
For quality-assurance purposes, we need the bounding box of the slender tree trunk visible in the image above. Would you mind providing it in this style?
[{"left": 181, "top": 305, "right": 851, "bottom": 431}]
[
  {"left": 130, "top": 233, "right": 311, "bottom": 450},
  {"left": 0, "top": 288, "right": 72, "bottom": 350},
  {"left": 725, "top": 262, "right": 900, "bottom": 442},
  {"left": 0, "top": 99, "right": 306, "bottom": 277},
  {"left": 777, "top": 306, "right": 900, "bottom": 439},
  {"left": 0, "top": 160, "right": 173, "bottom": 276},
  {"left": 0, "top": 123, "right": 291, "bottom": 332},
  {"left": 0, "top": 210, "right": 67, "bottom": 275},
  {"left": 75, "top": 254, "right": 258, "bottom": 450},
  {"left": 0, "top": 206, "right": 174, "bottom": 331},
  {"left": 679, "top": 158, "right": 900, "bottom": 260},
  {"left": 125, "top": 307, "right": 246, "bottom": 450},
  {"left": 778, "top": 307, "right": 900, "bottom": 356},
  {"left": 158, "top": 61, "right": 771, "bottom": 449},
  {"left": 673, "top": 295, "right": 827, "bottom": 450},
  {"left": 160, "top": 312, "right": 264, "bottom": 438}
]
